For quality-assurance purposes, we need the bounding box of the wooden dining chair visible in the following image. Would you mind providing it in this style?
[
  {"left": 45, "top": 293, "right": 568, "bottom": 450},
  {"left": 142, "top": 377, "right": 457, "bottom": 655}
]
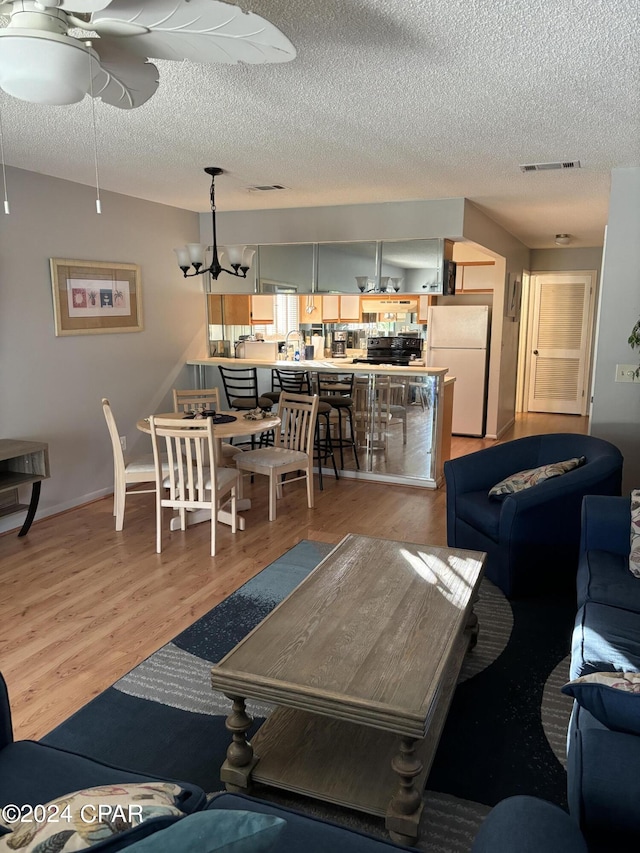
[
  {"left": 102, "top": 398, "right": 166, "bottom": 532},
  {"left": 234, "top": 392, "right": 319, "bottom": 522},
  {"left": 274, "top": 368, "right": 338, "bottom": 488},
  {"left": 149, "top": 415, "right": 239, "bottom": 557},
  {"left": 173, "top": 387, "right": 222, "bottom": 414},
  {"left": 172, "top": 387, "right": 242, "bottom": 466}
]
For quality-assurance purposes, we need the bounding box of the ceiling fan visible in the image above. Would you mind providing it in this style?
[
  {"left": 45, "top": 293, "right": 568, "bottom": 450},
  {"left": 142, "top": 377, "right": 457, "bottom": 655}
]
[{"left": 0, "top": 0, "right": 296, "bottom": 109}]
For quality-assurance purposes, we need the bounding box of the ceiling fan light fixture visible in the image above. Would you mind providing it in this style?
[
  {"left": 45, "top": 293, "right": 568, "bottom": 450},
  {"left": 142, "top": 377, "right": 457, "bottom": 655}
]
[
  {"left": 0, "top": 31, "right": 95, "bottom": 104},
  {"left": 174, "top": 168, "right": 254, "bottom": 283}
]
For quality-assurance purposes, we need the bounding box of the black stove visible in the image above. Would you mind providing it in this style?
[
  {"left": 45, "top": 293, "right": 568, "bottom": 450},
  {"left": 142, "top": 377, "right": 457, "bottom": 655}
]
[
  {"left": 353, "top": 335, "right": 422, "bottom": 366},
  {"left": 353, "top": 356, "right": 414, "bottom": 366}
]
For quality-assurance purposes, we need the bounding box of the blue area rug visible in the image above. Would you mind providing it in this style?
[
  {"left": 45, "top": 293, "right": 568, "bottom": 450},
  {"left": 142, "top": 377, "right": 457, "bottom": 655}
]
[
  {"left": 43, "top": 540, "right": 331, "bottom": 791},
  {"left": 43, "top": 540, "right": 576, "bottom": 852}
]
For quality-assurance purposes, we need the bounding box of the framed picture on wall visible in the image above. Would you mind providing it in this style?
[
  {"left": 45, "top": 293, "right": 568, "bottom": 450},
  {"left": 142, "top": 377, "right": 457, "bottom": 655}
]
[{"left": 50, "top": 259, "right": 142, "bottom": 336}]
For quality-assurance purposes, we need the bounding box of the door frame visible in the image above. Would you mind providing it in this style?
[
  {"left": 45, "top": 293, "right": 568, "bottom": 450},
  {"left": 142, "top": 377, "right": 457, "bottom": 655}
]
[{"left": 518, "top": 269, "right": 598, "bottom": 416}]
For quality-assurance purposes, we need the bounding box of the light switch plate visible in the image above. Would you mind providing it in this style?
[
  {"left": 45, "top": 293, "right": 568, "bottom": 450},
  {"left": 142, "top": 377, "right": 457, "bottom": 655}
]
[{"left": 615, "top": 364, "right": 640, "bottom": 383}]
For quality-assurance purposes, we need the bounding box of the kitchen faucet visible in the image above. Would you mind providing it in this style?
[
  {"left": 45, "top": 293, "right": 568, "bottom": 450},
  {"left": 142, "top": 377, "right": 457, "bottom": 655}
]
[{"left": 285, "top": 329, "right": 304, "bottom": 359}]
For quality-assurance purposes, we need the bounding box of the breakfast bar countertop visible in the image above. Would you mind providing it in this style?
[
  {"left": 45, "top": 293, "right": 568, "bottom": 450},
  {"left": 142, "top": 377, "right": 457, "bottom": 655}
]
[
  {"left": 186, "top": 357, "right": 455, "bottom": 488},
  {"left": 187, "top": 356, "right": 449, "bottom": 377}
]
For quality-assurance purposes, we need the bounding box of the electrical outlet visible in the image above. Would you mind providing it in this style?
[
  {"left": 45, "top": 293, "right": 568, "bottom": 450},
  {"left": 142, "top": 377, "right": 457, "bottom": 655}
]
[
  {"left": 615, "top": 364, "right": 640, "bottom": 383},
  {"left": 119, "top": 435, "right": 127, "bottom": 451}
]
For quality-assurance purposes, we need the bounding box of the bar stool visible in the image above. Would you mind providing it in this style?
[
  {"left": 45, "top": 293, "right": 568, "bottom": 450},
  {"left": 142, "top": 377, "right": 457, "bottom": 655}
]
[
  {"left": 315, "top": 372, "right": 360, "bottom": 471},
  {"left": 262, "top": 369, "right": 283, "bottom": 407},
  {"left": 218, "top": 365, "right": 274, "bottom": 449},
  {"left": 275, "top": 368, "right": 338, "bottom": 489}
]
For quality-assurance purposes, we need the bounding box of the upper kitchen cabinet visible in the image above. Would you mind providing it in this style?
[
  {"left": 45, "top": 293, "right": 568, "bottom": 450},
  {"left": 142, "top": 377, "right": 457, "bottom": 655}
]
[
  {"left": 318, "top": 242, "right": 376, "bottom": 293},
  {"left": 456, "top": 262, "right": 496, "bottom": 292},
  {"left": 212, "top": 294, "right": 275, "bottom": 325},
  {"left": 380, "top": 239, "right": 449, "bottom": 294},
  {"left": 257, "top": 244, "right": 314, "bottom": 293}
]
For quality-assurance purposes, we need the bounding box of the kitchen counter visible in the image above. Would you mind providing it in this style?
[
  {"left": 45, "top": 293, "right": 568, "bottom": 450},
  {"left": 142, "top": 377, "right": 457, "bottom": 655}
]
[
  {"left": 186, "top": 357, "right": 454, "bottom": 489},
  {"left": 187, "top": 356, "right": 448, "bottom": 378}
]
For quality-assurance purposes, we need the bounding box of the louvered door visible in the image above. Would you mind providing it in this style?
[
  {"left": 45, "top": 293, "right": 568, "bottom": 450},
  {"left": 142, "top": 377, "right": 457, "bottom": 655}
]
[{"left": 527, "top": 273, "right": 595, "bottom": 415}]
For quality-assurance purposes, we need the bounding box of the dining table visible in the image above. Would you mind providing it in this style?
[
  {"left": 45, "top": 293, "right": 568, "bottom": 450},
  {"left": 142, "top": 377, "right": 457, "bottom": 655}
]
[{"left": 136, "top": 409, "right": 281, "bottom": 532}]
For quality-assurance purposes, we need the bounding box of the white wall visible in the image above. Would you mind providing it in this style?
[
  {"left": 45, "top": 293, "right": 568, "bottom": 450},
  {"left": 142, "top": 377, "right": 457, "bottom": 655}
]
[
  {"left": 0, "top": 167, "right": 203, "bottom": 532},
  {"left": 530, "top": 247, "right": 603, "bottom": 272},
  {"left": 208, "top": 198, "right": 466, "bottom": 246},
  {"left": 590, "top": 167, "right": 640, "bottom": 492},
  {"left": 461, "top": 202, "right": 531, "bottom": 438}
]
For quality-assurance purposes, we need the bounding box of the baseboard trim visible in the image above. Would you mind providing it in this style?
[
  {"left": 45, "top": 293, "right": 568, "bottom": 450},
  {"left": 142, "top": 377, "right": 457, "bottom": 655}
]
[
  {"left": 494, "top": 418, "right": 516, "bottom": 440},
  {"left": 0, "top": 488, "right": 112, "bottom": 536}
]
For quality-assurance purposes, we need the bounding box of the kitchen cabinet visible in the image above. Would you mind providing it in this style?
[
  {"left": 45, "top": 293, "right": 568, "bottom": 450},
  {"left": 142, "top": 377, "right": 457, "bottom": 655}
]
[
  {"left": 222, "top": 295, "right": 251, "bottom": 325},
  {"left": 456, "top": 262, "right": 495, "bottom": 292},
  {"left": 299, "top": 294, "right": 322, "bottom": 321},
  {"left": 418, "top": 295, "right": 433, "bottom": 322},
  {"left": 215, "top": 295, "right": 275, "bottom": 325},
  {"left": 340, "top": 294, "right": 361, "bottom": 320},
  {"left": 321, "top": 294, "right": 340, "bottom": 322},
  {"left": 250, "top": 295, "right": 274, "bottom": 324},
  {"left": 207, "top": 294, "right": 223, "bottom": 324}
]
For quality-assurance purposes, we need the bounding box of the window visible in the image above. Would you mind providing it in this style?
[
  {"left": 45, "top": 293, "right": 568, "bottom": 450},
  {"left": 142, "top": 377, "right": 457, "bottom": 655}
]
[{"left": 253, "top": 294, "right": 299, "bottom": 339}]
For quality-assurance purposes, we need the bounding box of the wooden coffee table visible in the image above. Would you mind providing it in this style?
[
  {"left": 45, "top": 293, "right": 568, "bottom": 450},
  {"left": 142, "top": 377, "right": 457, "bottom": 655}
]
[{"left": 210, "top": 534, "right": 486, "bottom": 845}]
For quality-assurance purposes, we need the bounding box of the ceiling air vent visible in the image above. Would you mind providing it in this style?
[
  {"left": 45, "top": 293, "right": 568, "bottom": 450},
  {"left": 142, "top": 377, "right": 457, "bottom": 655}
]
[
  {"left": 520, "top": 160, "right": 581, "bottom": 172},
  {"left": 247, "top": 184, "right": 288, "bottom": 191}
]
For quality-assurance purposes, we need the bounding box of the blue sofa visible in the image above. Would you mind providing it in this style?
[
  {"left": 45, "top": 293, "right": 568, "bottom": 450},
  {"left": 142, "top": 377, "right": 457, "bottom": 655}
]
[
  {"left": 566, "top": 494, "right": 640, "bottom": 852},
  {"left": 444, "top": 433, "right": 623, "bottom": 597},
  {"left": 0, "top": 672, "right": 412, "bottom": 852},
  {"left": 470, "top": 796, "right": 587, "bottom": 853},
  {"left": 481, "top": 498, "right": 640, "bottom": 852}
]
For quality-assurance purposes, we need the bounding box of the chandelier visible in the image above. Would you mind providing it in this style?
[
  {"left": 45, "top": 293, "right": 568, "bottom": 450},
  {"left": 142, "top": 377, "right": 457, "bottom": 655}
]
[{"left": 174, "top": 167, "right": 255, "bottom": 281}]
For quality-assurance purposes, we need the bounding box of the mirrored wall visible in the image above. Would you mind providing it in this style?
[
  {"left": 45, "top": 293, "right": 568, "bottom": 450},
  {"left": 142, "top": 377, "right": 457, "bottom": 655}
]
[{"left": 251, "top": 239, "right": 448, "bottom": 295}]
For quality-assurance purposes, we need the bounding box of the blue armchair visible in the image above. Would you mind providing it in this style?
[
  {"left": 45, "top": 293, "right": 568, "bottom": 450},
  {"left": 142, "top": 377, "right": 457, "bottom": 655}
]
[{"left": 444, "top": 433, "right": 623, "bottom": 598}]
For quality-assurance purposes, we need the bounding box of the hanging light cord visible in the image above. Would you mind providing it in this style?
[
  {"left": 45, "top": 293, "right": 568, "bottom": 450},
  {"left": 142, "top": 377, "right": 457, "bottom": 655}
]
[
  {"left": 0, "top": 109, "right": 9, "bottom": 215},
  {"left": 87, "top": 42, "right": 102, "bottom": 214}
]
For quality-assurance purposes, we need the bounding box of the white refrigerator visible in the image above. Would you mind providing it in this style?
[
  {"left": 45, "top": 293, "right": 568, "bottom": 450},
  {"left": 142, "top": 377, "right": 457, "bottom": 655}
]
[{"left": 426, "top": 305, "right": 490, "bottom": 437}]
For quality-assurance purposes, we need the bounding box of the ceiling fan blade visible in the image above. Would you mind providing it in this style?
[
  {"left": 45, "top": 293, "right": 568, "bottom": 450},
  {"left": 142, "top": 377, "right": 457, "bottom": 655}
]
[
  {"left": 91, "top": 38, "right": 158, "bottom": 108},
  {"left": 91, "top": 0, "right": 296, "bottom": 64},
  {"left": 32, "top": 0, "right": 113, "bottom": 10}
]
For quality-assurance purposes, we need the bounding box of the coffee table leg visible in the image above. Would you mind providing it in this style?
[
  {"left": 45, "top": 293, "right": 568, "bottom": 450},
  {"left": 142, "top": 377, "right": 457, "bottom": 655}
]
[
  {"left": 466, "top": 606, "right": 480, "bottom": 650},
  {"left": 386, "top": 735, "right": 423, "bottom": 845},
  {"left": 220, "top": 696, "right": 259, "bottom": 792}
]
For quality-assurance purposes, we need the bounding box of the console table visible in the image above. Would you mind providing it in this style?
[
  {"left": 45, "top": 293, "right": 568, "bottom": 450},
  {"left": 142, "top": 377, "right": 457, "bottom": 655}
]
[{"left": 0, "top": 439, "right": 50, "bottom": 536}]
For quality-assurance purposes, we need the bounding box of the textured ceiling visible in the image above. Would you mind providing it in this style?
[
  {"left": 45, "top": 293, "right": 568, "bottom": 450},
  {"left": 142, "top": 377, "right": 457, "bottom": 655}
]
[{"left": 1, "top": 0, "right": 638, "bottom": 248}]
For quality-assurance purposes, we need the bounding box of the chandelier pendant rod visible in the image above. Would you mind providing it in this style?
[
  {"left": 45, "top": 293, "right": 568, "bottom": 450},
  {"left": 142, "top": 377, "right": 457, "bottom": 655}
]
[{"left": 208, "top": 168, "right": 222, "bottom": 279}]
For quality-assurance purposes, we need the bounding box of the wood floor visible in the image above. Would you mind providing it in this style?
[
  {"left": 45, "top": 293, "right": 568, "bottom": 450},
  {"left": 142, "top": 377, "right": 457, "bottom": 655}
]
[{"left": 0, "top": 412, "right": 588, "bottom": 741}]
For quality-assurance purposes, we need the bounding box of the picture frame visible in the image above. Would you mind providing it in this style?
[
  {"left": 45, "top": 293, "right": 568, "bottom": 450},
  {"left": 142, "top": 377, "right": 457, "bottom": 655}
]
[
  {"left": 50, "top": 259, "right": 143, "bottom": 336},
  {"left": 506, "top": 273, "right": 522, "bottom": 319}
]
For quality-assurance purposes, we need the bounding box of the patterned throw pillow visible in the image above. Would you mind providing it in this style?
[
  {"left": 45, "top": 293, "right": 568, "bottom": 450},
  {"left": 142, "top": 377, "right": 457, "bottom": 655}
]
[
  {"left": 488, "top": 456, "right": 586, "bottom": 499},
  {"left": 630, "top": 489, "right": 640, "bottom": 578},
  {"left": 561, "top": 671, "right": 640, "bottom": 735},
  {"left": 0, "top": 782, "right": 185, "bottom": 852}
]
